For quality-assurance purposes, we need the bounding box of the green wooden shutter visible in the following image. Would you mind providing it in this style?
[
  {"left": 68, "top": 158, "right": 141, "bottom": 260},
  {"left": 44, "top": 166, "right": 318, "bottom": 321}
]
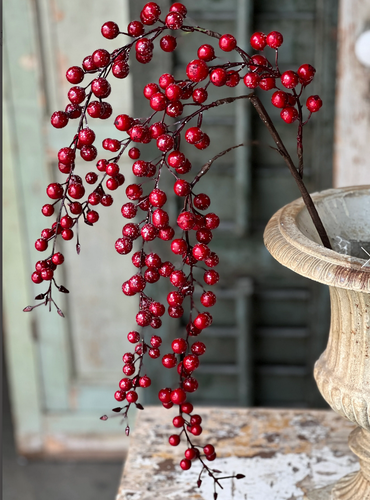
[
  {"left": 132, "top": 0, "right": 337, "bottom": 408},
  {"left": 4, "top": 0, "right": 138, "bottom": 458}
]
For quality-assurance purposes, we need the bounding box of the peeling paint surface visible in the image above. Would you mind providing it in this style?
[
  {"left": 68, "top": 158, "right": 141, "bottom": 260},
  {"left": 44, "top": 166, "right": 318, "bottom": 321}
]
[
  {"left": 186, "top": 448, "right": 358, "bottom": 500},
  {"left": 116, "top": 407, "right": 357, "bottom": 500}
]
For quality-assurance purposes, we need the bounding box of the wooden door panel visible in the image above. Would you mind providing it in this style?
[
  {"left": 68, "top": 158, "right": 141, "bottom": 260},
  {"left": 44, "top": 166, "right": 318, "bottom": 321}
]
[
  {"left": 157, "top": 0, "right": 337, "bottom": 409},
  {"left": 255, "top": 0, "right": 316, "bottom": 12},
  {"left": 254, "top": 331, "right": 309, "bottom": 365},
  {"left": 185, "top": 0, "right": 238, "bottom": 13},
  {"left": 39, "top": 0, "right": 135, "bottom": 386},
  {"left": 4, "top": 0, "right": 139, "bottom": 455},
  {"left": 3, "top": 94, "right": 44, "bottom": 454},
  {"left": 37, "top": 0, "right": 136, "bottom": 411}
]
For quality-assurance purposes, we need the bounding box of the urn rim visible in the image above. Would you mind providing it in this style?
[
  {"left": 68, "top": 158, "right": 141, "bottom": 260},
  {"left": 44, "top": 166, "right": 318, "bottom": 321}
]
[{"left": 263, "top": 185, "right": 370, "bottom": 292}]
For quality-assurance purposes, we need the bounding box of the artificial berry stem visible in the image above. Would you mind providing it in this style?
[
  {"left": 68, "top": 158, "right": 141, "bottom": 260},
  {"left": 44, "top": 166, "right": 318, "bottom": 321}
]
[
  {"left": 191, "top": 143, "right": 244, "bottom": 187},
  {"left": 26, "top": 4, "right": 329, "bottom": 497},
  {"left": 249, "top": 94, "right": 332, "bottom": 249}
]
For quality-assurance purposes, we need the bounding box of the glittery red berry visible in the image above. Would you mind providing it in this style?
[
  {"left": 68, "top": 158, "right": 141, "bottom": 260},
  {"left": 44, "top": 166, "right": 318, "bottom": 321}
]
[
  {"left": 66, "top": 66, "right": 84, "bottom": 84},
  {"left": 226, "top": 70, "right": 240, "bottom": 87},
  {"left": 170, "top": 3, "right": 187, "bottom": 16},
  {"left": 162, "top": 353, "right": 177, "bottom": 369},
  {"left": 150, "top": 92, "right": 168, "bottom": 111},
  {"left": 101, "top": 21, "right": 119, "bottom": 39},
  {"left": 171, "top": 338, "right": 187, "bottom": 354},
  {"left": 170, "top": 388, "right": 186, "bottom": 404},
  {"left": 200, "top": 291, "right": 216, "bottom": 307},
  {"left": 192, "top": 88, "right": 208, "bottom": 103},
  {"left": 280, "top": 107, "right": 299, "bottom": 123},
  {"left": 157, "top": 134, "right": 174, "bottom": 152},
  {"left": 174, "top": 179, "right": 191, "bottom": 197},
  {"left": 115, "top": 237, "right": 133, "bottom": 255},
  {"left": 92, "top": 49, "right": 110, "bottom": 68},
  {"left": 186, "top": 59, "right": 209, "bottom": 82},
  {"left": 183, "top": 354, "right": 200, "bottom": 372},
  {"left": 185, "top": 127, "right": 203, "bottom": 144},
  {"left": 281, "top": 71, "right": 299, "bottom": 89},
  {"left": 266, "top": 31, "right": 283, "bottom": 48},
  {"left": 210, "top": 68, "right": 227, "bottom": 86},
  {"left": 197, "top": 44, "right": 215, "bottom": 62},
  {"left": 51, "top": 111, "right": 69, "bottom": 129},
  {"left": 219, "top": 34, "right": 237, "bottom": 52},
  {"left": 250, "top": 32, "right": 266, "bottom": 50},
  {"left": 142, "top": 2, "right": 161, "bottom": 22},
  {"left": 243, "top": 72, "right": 260, "bottom": 88},
  {"left": 306, "top": 95, "right": 323, "bottom": 112},
  {"left": 165, "top": 12, "right": 183, "bottom": 30},
  {"left": 259, "top": 77, "right": 276, "bottom": 91},
  {"left": 160, "top": 35, "right": 177, "bottom": 52},
  {"left": 128, "top": 20, "right": 144, "bottom": 37},
  {"left": 204, "top": 270, "right": 219, "bottom": 285},
  {"left": 297, "top": 64, "right": 316, "bottom": 84},
  {"left": 271, "top": 91, "right": 288, "bottom": 108}
]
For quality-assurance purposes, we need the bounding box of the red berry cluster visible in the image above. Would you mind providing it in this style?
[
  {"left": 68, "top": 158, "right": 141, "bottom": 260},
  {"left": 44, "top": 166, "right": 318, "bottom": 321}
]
[
  {"left": 168, "top": 404, "right": 217, "bottom": 469},
  {"left": 111, "top": 83, "right": 221, "bottom": 470},
  {"left": 246, "top": 31, "right": 322, "bottom": 124},
  {"left": 25, "top": 1, "right": 325, "bottom": 495}
]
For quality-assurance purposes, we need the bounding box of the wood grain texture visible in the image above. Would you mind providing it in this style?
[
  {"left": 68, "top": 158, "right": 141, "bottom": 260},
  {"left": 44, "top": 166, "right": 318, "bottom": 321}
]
[
  {"left": 3, "top": 78, "right": 43, "bottom": 455},
  {"left": 334, "top": 0, "right": 370, "bottom": 187},
  {"left": 3, "top": 0, "right": 139, "bottom": 454}
]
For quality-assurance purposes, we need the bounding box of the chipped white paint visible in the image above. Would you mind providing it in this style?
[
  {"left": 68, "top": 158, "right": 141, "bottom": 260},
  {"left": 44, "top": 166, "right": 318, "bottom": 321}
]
[
  {"left": 289, "top": 415, "right": 329, "bottom": 443},
  {"left": 116, "top": 407, "right": 357, "bottom": 500},
  {"left": 183, "top": 449, "right": 358, "bottom": 500}
]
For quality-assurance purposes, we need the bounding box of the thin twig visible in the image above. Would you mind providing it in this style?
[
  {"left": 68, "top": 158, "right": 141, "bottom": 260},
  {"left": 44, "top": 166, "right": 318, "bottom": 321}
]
[
  {"left": 191, "top": 144, "right": 244, "bottom": 187},
  {"left": 293, "top": 89, "right": 304, "bottom": 178},
  {"left": 249, "top": 94, "right": 332, "bottom": 249}
]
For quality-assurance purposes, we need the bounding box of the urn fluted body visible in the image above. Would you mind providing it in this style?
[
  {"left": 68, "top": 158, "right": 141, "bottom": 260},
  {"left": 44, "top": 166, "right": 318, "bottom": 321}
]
[{"left": 264, "top": 186, "right": 370, "bottom": 499}]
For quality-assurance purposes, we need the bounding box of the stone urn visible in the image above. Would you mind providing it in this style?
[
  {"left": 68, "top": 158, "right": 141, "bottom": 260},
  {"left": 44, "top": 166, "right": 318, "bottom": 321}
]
[{"left": 263, "top": 185, "right": 370, "bottom": 499}]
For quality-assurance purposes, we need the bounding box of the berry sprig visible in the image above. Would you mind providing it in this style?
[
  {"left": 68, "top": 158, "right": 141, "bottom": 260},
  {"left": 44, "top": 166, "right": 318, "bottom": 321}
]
[{"left": 24, "top": 2, "right": 331, "bottom": 497}]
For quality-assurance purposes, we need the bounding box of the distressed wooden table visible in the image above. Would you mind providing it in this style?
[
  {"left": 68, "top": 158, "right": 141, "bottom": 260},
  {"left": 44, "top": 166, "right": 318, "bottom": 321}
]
[{"left": 115, "top": 407, "right": 359, "bottom": 500}]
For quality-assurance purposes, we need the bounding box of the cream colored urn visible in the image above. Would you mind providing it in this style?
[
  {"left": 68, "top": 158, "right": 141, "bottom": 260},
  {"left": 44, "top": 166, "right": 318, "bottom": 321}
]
[{"left": 264, "top": 186, "right": 370, "bottom": 499}]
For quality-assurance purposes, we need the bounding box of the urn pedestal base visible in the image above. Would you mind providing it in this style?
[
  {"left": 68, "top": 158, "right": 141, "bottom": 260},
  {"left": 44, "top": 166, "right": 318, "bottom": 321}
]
[
  {"left": 305, "top": 427, "right": 370, "bottom": 499},
  {"left": 305, "top": 471, "right": 369, "bottom": 500},
  {"left": 304, "top": 482, "right": 340, "bottom": 499}
]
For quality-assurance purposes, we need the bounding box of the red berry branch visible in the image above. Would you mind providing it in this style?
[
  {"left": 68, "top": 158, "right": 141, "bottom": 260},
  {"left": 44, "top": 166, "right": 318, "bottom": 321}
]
[{"left": 24, "top": 1, "right": 331, "bottom": 496}]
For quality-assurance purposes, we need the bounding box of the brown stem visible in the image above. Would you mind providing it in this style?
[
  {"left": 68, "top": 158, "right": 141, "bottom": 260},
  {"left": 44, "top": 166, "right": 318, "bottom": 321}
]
[
  {"left": 294, "top": 89, "right": 304, "bottom": 177},
  {"left": 297, "top": 123, "right": 304, "bottom": 178},
  {"left": 181, "top": 25, "right": 251, "bottom": 64},
  {"left": 181, "top": 25, "right": 221, "bottom": 40},
  {"left": 191, "top": 144, "right": 244, "bottom": 187},
  {"left": 249, "top": 94, "right": 332, "bottom": 249},
  {"left": 178, "top": 91, "right": 330, "bottom": 249}
]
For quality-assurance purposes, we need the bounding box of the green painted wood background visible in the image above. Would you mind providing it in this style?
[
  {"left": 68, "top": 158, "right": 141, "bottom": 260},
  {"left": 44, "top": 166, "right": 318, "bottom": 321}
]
[
  {"left": 130, "top": 0, "right": 337, "bottom": 409},
  {"left": 4, "top": 0, "right": 338, "bottom": 457},
  {"left": 3, "top": 0, "right": 137, "bottom": 458}
]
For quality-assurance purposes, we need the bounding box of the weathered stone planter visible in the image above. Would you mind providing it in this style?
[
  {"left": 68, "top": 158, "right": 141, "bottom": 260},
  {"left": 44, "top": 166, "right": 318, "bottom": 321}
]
[{"left": 264, "top": 186, "right": 370, "bottom": 499}]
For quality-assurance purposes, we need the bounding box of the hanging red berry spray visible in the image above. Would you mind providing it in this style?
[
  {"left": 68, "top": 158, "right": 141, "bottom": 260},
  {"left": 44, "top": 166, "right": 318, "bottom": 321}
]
[{"left": 24, "top": 2, "right": 331, "bottom": 496}]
